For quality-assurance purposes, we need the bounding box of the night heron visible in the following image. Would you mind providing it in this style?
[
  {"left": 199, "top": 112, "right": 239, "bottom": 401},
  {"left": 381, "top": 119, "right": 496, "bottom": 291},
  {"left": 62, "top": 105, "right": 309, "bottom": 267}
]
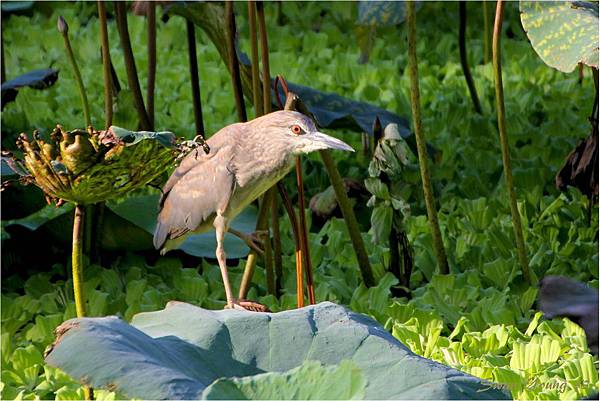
[{"left": 154, "top": 110, "right": 354, "bottom": 310}]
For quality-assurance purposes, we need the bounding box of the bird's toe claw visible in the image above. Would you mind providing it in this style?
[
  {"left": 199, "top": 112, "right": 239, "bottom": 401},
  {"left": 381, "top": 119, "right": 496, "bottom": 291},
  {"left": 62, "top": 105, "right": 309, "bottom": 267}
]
[{"left": 224, "top": 299, "right": 271, "bottom": 313}]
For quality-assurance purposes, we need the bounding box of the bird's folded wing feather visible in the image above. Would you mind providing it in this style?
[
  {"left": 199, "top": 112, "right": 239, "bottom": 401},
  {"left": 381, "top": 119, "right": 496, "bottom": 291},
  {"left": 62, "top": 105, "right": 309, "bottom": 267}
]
[{"left": 153, "top": 141, "right": 236, "bottom": 250}]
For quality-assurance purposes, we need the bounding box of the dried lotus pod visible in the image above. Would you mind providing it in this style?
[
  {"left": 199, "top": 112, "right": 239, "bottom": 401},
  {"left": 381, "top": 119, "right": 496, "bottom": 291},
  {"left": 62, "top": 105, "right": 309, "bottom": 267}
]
[
  {"left": 59, "top": 132, "right": 99, "bottom": 175},
  {"left": 5, "top": 125, "right": 191, "bottom": 205}
]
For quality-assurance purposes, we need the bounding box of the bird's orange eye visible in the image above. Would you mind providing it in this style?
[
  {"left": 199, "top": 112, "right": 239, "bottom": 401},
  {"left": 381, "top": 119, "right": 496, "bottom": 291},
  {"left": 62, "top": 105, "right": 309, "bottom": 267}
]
[{"left": 291, "top": 125, "right": 302, "bottom": 135}]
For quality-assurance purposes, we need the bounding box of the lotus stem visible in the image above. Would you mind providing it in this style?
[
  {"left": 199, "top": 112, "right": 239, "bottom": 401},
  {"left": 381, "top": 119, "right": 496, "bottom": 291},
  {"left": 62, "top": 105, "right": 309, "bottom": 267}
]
[
  {"left": 225, "top": 1, "right": 247, "bottom": 122},
  {"left": 295, "top": 156, "right": 315, "bottom": 304},
  {"left": 406, "top": 1, "right": 449, "bottom": 275},
  {"left": 72, "top": 206, "right": 86, "bottom": 318},
  {"left": 238, "top": 253, "right": 257, "bottom": 299},
  {"left": 1, "top": 26, "right": 5, "bottom": 83},
  {"left": 483, "top": 0, "right": 491, "bottom": 64},
  {"left": 114, "top": 1, "right": 151, "bottom": 130},
  {"left": 248, "top": 1, "right": 262, "bottom": 117},
  {"left": 319, "top": 150, "right": 376, "bottom": 286},
  {"left": 492, "top": 0, "right": 532, "bottom": 284},
  {"left": 58, "top": 16, "right": 91, "bottom": 127},
  {"left": 109, "top": 58, "right": 121, "bottom": 95},
  {"left": 73, "top": 204, "right": 94, "bottom": 399},
  {"left": 147, "top": 1, "right": 156, "bottom": 130},
  {"left": 97, "top": 1, "right": 112, "bottom": 128},
  {"left": 276, "top": 182, "right": 304, "bottom": 307},
  {"left": 459, "top": 2, "right": 482, "bottom": 114},
  {"left": 586, "top": 67, "right": 598, "bottom": 226},
  {"left": 271, "top": 202, "right": 283, "bottom": 297},
  {"left": 264, "top": 211, "right": 276, "bottom": 296},
  {"left": 186, "top": 20, "right": 205, "bottom": 134},
  {"left": 256, "top": 1, "right": 270, "bottom": 114},
  {"left": 256, "top": 1, "right": 283, "bottom": 291}
]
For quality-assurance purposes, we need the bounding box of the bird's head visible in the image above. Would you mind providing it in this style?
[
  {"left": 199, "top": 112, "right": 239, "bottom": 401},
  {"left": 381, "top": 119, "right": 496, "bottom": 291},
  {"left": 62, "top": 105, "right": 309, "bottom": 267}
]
[{"left": 253, "top": 110, "right": 354, "bottom": 155}]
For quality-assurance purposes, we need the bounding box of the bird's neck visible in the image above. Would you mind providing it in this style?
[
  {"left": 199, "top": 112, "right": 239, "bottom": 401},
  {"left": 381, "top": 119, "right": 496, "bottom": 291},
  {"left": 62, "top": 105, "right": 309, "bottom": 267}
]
[{"left": 232, "top": 135, "right": 295, "bottom": 188}]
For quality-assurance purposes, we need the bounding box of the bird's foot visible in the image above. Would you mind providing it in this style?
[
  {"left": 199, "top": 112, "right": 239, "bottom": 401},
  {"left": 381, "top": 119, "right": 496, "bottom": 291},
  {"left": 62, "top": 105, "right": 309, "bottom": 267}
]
[
  {"left": 225, "top": 299, "right": 271, "bottom": 313},
  {"left": 229, "top": 228, "right": 268, "bottom": 256}
]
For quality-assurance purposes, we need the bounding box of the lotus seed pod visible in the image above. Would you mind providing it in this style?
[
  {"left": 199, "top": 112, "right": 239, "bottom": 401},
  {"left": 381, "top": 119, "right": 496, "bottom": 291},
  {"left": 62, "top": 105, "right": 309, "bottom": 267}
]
[{"left": 60, "top": 134, "right": 98, "bottom": 175}]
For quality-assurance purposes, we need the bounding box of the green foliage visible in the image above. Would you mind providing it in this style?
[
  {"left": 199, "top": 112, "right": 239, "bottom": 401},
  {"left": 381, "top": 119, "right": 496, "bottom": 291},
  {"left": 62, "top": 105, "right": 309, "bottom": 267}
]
[
  {"left": 520, "top": 1, "right": 599, "bottom": 72},
  {"left": 204, "top": 360, "right": 365, "bottom": 400},
  {"left": 2, "top": 189, "right": 598, "bottom": 399},
  {"left": 1, "top": 2, "right": 598, "bottom": 400}
]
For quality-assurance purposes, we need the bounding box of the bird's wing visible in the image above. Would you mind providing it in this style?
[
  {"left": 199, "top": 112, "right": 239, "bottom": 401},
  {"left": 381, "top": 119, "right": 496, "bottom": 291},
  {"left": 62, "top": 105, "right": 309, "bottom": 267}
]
[
  {"left": 153, "top": 140, "right": 236, "bottom": 250},
  {"left": 158, "top": 124, "right": 240, "bottom": 208}
]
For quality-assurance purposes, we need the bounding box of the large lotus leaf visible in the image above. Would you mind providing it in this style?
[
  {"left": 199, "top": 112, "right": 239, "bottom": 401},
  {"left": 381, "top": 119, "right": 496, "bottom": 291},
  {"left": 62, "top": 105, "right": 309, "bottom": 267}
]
[
  {"left": 45, "top": 302, "right": 509, "bottom": 400},
  {"left": 106, "top": 193, "right": 257, "bottom": 259},
  {"left": 167, "top": 2, "right": 411, "bottom": 139},
  {"left": 1, "top": 68, "right": 59, "bottom": 108},
  {"left": 520, "top": 1, "right": 599, "bottom": 72}
]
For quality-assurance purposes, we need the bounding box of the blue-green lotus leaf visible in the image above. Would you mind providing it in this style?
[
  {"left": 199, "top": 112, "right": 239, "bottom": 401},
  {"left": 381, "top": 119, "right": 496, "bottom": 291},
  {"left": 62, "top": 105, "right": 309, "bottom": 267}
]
[
  {"left": 107, "top": 193, "right": 258, "bottom": 259},
  {"left": 45, "top": 302, "right": 509, "bottom": 400}
]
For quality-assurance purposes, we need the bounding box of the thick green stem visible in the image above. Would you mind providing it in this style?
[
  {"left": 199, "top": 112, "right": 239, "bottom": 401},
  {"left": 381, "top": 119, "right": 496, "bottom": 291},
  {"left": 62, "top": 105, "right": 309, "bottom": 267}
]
[
  {"left": 483, "top": 1, "right": 492, "bottom": 64},
  {"left": 147, "top": 2, "right": 156, "bottom": 130},
  {"left": 271, "top": 200, "right": 283, "bottom": 297},
  {"left": 492, "top": 0, "right": 532, "bottom": 284},
  {"left": 263, "top": 209, "right": 275, "bottom": 296},
  {"left": 98, "top": 1, "right": 113, "bottom": 128},
  {"left": 114, "top": 2, "right": 151, "bottom": 130},
  {"left": 459, "top": 2, "right": 482, "bottom": 114},
  {"left": 406, "top": 1, "right": 449, "bottom": 275},
  {"left": 72, "top": 207, "right": 91, "bottom": 399},
  {"left": 320, "top": 150, "right": 375, "bottom": 286},
  {"left": 72, "top": 204, "right": 86, "bottom": 317},
  {"left": 59, "top": 17, "right": 91, "bottom": 127},
  {"left": 225, "top": 1, "right": 247, "bottom": 122},
  {"left": 256, "top": 1, "right": 271, "bottom": 114},
  {"left": 186, "top": 20, "right": 205, "bottom": 135},
  {"left": 2, "top": 25, "right": 6, "bottom": 83},
  {"left": 248, "top": 1, "right": 263, "bottom": 117}
]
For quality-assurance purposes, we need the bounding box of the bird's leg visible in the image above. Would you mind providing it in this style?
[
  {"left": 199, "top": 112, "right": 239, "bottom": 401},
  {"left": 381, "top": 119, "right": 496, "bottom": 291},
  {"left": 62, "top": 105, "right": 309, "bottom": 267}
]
[
  {"left": 228, "top": 227, "right": 267, "bottom": 256},
  {"left": 214, "top": 213, "right": 237, "bottom": 309},
  {"left": 215, "top": 217, "right": 271, "bottom": 312}
]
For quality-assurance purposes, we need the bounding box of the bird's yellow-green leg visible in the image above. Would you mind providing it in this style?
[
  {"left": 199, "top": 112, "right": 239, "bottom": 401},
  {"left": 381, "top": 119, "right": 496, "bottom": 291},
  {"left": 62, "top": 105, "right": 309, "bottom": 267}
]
[{"left": 214, "top": 213, "right": 235, "bottom": 309}]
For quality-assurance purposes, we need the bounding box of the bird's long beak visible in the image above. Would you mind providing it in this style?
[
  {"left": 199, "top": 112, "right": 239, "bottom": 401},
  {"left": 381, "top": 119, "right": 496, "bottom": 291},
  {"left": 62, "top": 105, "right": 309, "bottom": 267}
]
[{"left": 309, "top": 131, "right": 355, "bottom": 152}]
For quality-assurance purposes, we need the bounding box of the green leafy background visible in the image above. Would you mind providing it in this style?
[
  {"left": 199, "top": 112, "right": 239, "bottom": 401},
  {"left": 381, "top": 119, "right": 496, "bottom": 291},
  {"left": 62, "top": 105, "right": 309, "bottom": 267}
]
[{"left": 1, "top": 2, "right": 598, "bottom": 400}]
